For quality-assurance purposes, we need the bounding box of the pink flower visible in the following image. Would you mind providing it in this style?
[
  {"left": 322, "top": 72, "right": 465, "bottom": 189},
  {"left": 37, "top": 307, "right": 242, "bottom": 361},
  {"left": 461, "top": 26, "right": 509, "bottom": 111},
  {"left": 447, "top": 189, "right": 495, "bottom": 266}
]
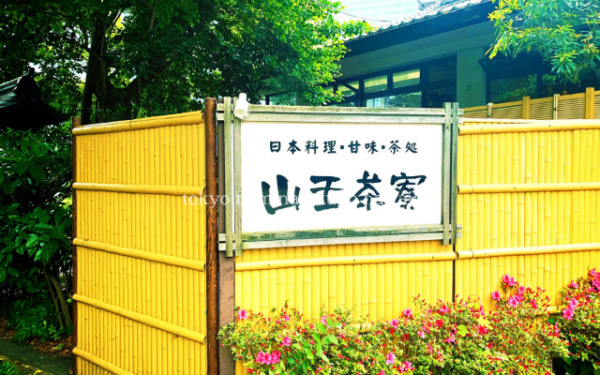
[
  {"left": 562, "top": 307, "right": 575, "bottom": 320},
  {"left": 477, "top": 325, "right": 488, "bottom": 335},
  {"left": 378, "top": 371, "right": 385, "bottom": 375},
  {"left": 256, "top": 351, "right": 280, "bottom": 365},
  {"left": 403, "top": 308, "right": 413, "bottom": 319},
  {"left": 321, "top": 315, "right": 328, "bottom": 324},
  {"left": 517, "top": 286, "right": 525, "bottom": 295},
  {"left": 281, "top": 335, "right": 291, "bottom": 347},
  {"left": 385, "top": 352, "right": 396, "bottom": 365},
  {"left": 502, "top": 274, "right": 518, "bottom": 287},
  {"left": 390, "top": 319, "right": 399, "bottom": 328},
  {"left": 568, "top": 298, "right": 579, "bottom": 309},
  {"left": 592, "top": 278, "right": 600, "bottom": 291},
  {"left": 399, "top": 361, "right": 414, "bottom": 373},
  {"left": 417, "top": 330, "right": 425, "bottom": 338},
  {"left": 435, "top": 319, "right": 444, "bottom": 328},
  {"left": 238, "top": 309, "right": 248, "bottom": 320},
  {"left": 507, "top": 296, "right": 520, "bottom": 307},
  {"left": 491, "top": 291, "right": 501, "bottom": 301},
  {"left": 589, "top": 268, "right": 599, "bottom": 278},
  {"left": 438, "top": 305, "right": 450, "bottom": 315},
  {"left": 283, "top": 312, "right": 290, "bottom": 321},
  {"left": 444, "top": 333, "right": 455, "bottom": 343},
  {"left": 530, "top": 300, "right": 538, "bottom": 309},
  {"left": 569, "top": 282, "right": 579, "bottom": 289}
]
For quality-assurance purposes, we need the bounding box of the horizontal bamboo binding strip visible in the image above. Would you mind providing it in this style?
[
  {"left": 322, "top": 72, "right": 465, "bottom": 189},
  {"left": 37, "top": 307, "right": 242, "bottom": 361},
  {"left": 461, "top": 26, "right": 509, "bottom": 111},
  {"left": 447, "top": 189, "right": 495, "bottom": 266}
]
[
  {"left": 73, "top": 238, "right": 206, "bottom": 271},
  {"left": 459, "top": 119, "right": 600, "bottom": 135},
  {"left": 72, "top": 111, "right": 204, "bottom": 135},
  {"left": 458, "top": 182, "right": 600, "bottom": 194},
  {"left": 236, "top": 251, "right": 457, "bottom": 271},
  {"left": 457, "top": 243, "right": 600, "bottom": 259},
  {"left": 72, "top": 348, "right": 136, "bottom": 375},
  {"left": 73, "top": 182, "right": 206, "bottom": 196},
  {"left": 73, "top": 294, "right": 206, "bottom": 344}
]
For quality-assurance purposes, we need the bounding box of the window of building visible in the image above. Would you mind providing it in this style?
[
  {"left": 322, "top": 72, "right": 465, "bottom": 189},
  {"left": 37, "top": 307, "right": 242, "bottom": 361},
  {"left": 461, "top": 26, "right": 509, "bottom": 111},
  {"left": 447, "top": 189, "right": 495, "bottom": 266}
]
[
  {"left": 489, "top": 75, "right": 537, "bottom": 103},
  {"left": 393, "top": 69, "right": 420, "bottom": 88},
  {"left": 364, "top": 75, "right": 388, "bottom": 94},
  {"left": 366, "top": 92, "right": 422, "bottom": 108},
  {"left": 269, "top": 56, "right": 456, "bottom": 109},
  {"left": 338, "top": 81, "right": 359, "bottom": 98}
]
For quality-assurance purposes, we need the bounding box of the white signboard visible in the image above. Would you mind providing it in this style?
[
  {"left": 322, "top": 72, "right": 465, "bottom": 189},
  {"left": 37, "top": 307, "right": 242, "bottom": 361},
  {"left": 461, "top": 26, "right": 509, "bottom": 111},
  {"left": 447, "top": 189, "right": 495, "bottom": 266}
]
[{"left": 241, "top": 122, "right": 443, "bottom": 233}]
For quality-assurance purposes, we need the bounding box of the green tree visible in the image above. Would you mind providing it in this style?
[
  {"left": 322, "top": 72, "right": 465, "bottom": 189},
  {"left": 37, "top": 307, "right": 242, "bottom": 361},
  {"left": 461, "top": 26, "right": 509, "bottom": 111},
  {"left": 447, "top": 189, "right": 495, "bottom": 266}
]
[
  {"left": 1, "top": 0, "right": 369, "bottom": 124},
  {"left": 489, "top": 0, "right": 600, "bottom": 84},
  {"left": 0, "top": 124, "right": 73, "bottom": 340}
]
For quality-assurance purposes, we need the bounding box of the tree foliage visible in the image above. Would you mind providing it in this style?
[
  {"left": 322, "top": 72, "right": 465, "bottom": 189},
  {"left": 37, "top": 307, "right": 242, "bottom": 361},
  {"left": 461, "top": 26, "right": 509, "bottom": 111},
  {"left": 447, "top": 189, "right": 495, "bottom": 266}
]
[
  {"left": 489, "top": 0, "right": 600, "bottom": 84},
  {"left": 1, "top": 0, "right": 370, "bottom": 124},
  {"left": 0, "top": 125, "right": 73, "bottom": 341}
]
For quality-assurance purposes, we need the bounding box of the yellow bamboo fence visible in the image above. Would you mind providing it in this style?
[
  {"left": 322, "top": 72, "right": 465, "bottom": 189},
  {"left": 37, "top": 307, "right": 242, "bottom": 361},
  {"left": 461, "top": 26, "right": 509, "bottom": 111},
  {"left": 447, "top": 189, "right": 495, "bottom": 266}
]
[
  {"left": 457, "top": 118, "right": 600, "bottom": 310},
  {"left": 233, "top": 118, "right": 600, "bottom": 374},
  {"left": 72, "top": 111, "right": 210, "bottom": 375},
  {"left": 71, "top": 104, "right": 600, "bottom": 375},
  {"left": 464, "top": 87, "right": 598, "bottom": 120}
]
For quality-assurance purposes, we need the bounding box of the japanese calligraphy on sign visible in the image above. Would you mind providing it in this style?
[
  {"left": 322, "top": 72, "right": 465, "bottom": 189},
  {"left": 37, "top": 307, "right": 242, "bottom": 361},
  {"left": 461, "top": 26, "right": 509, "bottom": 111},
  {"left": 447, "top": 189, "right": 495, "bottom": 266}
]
[{"left": 241, "top": 122, "right": 443, "bottom": 232}]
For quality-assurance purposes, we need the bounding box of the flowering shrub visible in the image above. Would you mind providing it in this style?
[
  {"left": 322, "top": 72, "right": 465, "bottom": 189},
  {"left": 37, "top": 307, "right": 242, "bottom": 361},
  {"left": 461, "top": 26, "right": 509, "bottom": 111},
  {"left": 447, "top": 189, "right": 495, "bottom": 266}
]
[
  {"left": 219, "top": 304, "right": 399, "bottom": 375},
  {"left": 219, "top": 275, "right": 575, "bottom": 375},
  {"left": 557, "top": 269, "right": 600, "bottom": 371}
]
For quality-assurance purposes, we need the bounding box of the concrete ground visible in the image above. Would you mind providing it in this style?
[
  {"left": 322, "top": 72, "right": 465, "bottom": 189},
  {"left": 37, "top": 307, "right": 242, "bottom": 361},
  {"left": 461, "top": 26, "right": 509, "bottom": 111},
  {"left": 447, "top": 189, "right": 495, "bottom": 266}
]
[{"left": 0, "top": 338, "right": 72, "bottom": 375}]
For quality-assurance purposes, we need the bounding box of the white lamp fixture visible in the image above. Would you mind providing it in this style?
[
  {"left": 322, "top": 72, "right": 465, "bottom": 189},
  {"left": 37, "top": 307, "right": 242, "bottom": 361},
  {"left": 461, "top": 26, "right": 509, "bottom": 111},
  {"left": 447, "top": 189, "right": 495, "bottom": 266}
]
[{"left": 234, "top": 93, "right": 250, "bottom": 119}]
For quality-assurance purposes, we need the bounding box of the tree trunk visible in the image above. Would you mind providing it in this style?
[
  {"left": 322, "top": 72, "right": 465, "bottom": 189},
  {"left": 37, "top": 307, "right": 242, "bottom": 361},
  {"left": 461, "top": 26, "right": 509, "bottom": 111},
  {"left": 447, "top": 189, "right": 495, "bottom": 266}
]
[
  {"left": 44, "top": 272, "right": 65, "bottom": 330},
  {"left": 44, "top": 270, "right": 73, "bottom": 328},
  {"left": 81, "top": 17, "right": 106, "bottom": 125}
]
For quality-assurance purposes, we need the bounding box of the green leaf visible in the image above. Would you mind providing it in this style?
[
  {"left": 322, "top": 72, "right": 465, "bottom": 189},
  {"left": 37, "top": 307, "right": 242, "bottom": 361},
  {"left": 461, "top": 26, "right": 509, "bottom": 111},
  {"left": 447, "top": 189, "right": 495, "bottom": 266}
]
[
  {"left": 26, "top": 236, "right": 39, "bottom": 248},
  {"left": 312, "top": 333, "right": 321, "bottom": 343},
  {"left": 317, "top": 322, "right": 327, "bottom": 334},
  {"left": 54, "top": 210, "right": 65, "bottom": 224},
  {"left": 327, "top": 334, "right": 338, "bottom": 345},
  {"left": 15, "top": 160, "right": 28, "bottom": 175},
  {"left": 34, "top": 223, "right": 53, "bottom": 231},
  {"left": 7, "top": 267, "right": 18, "bottom": 277},
  {"left": 28, "top": 164, "right": 46, "bottom": 182},
  {"left": 304, "top": 348, "right": 314, "bottom": 360},
  {"left": 564, "top": 356, "right": 574, "bottom": 366},
  {"left": 0, "top": 268, "right": 5, "bottom": 283}
]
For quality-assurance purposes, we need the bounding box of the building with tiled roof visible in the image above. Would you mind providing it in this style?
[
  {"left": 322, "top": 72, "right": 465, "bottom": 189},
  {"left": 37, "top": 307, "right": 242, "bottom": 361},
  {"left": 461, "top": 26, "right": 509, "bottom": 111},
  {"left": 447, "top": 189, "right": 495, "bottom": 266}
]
[{"left": 267, "top": 0, "right": 599, "bottom": 111}]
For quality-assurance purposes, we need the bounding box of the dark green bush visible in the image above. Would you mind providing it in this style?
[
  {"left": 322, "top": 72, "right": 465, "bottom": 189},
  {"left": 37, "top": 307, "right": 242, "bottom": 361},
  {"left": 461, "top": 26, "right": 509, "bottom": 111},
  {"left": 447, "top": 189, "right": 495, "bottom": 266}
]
[{"left": 0, "top": 124, "right": 73, "bottom": 340}]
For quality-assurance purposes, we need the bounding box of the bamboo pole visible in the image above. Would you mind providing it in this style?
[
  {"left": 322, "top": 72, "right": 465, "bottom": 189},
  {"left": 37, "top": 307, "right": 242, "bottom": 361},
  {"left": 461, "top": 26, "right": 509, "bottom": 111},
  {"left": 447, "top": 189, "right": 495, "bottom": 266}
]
[
  {"left": 522, "top": 96, "right": 530, "bottom": 119},
  {"left": 205, "top": 98, "right": 219, "bottom": 375},
  {"left": 459, "top": 182, "right": 600, "bottom": 194},
  {"left": 235, "top": 251, "right": 457, "bottom": 271},
  {"left": 71, "top": 117, "right": 80, "bottom": 374},
  {"left": 460, "top": 120, "right": 600, "bottom": 135},
  {"left": 586, "top": 87, "right": 595, "bottom": 119},
  {"left": 457, "top": 242, "right": 600, "bottom": 259}
]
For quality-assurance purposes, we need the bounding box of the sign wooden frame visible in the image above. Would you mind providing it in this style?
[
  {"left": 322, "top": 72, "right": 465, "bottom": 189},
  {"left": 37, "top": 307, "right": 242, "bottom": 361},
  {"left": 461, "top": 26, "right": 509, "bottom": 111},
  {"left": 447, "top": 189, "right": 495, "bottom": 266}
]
[{"left": 218, "top": 99, "right": 461, "bottom": 256}]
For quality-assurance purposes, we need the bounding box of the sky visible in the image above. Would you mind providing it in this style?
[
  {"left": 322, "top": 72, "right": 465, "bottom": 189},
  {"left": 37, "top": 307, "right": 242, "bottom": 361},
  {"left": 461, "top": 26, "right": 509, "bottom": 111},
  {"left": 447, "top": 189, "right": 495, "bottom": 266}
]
[{"left": 334, "top": 0, "right": 420, "bottom": 28}]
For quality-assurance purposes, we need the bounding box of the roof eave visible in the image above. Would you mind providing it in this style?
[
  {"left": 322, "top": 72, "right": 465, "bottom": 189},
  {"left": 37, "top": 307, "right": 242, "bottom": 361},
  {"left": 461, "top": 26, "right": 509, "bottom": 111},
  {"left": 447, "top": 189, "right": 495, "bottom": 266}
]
[{"left": 344, "top": 0, "right": 495, "bottom": 58}]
